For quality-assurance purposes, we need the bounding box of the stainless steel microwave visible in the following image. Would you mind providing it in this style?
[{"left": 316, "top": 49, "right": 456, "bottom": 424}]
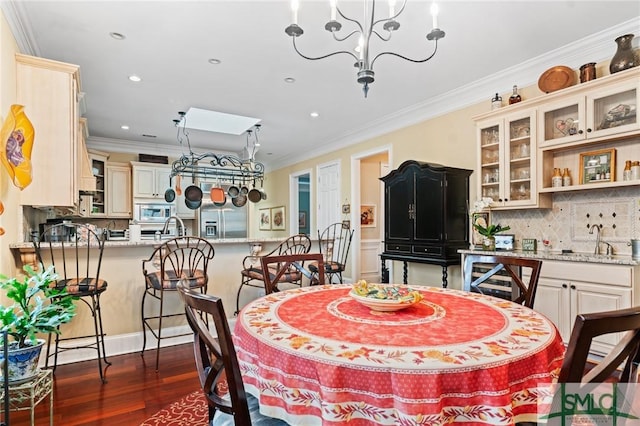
[{"left": 134, "top": 203, "right": 176, "bottom": 223}]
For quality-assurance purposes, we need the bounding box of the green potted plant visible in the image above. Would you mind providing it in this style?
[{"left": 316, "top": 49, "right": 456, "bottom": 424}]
[
  {"left": 0, "top": 264, "right": 76, "bottom": 383},
  {"left": 473, "top": 223, "right": 511, "bottom": 251}
]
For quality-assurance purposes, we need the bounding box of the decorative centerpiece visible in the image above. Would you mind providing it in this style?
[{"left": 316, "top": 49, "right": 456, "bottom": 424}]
[
  {"left": 349, "top": 280, "right": 423, "bottom": 312},
  {"left": 0, "top": 265, "right": 76, "bottom": 383},
  {"left": 473, "top": 223, "right": 511, "bottom": 251}
]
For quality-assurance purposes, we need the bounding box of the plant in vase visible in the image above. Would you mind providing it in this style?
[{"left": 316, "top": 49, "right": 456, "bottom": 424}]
[
  {"left": 0, "top": 265, "right": 76, "bottom": 383},
  {"left": 473, "top": 223, "right": 511, "bottom": 251}
]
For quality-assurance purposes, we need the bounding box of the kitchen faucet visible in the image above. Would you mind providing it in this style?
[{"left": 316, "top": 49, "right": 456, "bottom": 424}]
[
  {"left": 162, "top": 215, "right": 186, "bottom": 237},
  {"left": 589, "top": 224, "right": 601, "bottom": 255}
]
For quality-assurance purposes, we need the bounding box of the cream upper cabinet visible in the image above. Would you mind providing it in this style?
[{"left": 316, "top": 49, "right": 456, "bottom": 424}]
[
  {"left": 477, "top": 109, "right": 550, "bottom": 209},
  {"left": 16, "top": 54, "right": 81, "bottom": 207},
  {"left": 107, "top": 163, "right": 132, "bottom": 218},
  {"left": 78, "top": 118, "right": 97, "bottom": 193},
  {"left": 538, "top": 77, "right": 639, "bottom": 148},
  {"left": 131, "top": 162, "right": 171, "bottom": 199}
]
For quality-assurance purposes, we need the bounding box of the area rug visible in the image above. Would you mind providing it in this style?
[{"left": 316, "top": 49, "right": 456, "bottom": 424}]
[{"left": 140, "top": 390, "right": 208, "bottom": 425}]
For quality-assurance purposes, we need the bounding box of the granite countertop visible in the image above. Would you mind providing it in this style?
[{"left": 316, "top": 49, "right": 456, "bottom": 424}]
[
  {"left": 9, "top": 237, "right": 285, "bottom": 250},
  {"left": 458, "top": 248, "right": 640, "bottom": 266}
]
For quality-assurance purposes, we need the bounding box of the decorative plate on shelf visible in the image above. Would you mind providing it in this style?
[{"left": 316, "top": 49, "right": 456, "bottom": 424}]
[
  {"left": 538, "top": 66, "right": 576, "bottom": 93},
  {"left": 349, "top": 281, "right": 423, "bottom": 312}
]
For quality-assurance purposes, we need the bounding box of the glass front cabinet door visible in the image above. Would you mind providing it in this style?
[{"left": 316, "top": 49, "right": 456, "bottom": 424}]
[
  {"left": 539, "top": 78, "right": 639, "bottom": 147},
  {"left": 477, "top": 109, "right": 537, "bottom": 209}
]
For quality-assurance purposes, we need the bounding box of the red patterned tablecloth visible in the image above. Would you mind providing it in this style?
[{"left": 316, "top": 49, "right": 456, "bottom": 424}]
[{"left": 234, "top": 284, "right": 565, "bottom": 425}]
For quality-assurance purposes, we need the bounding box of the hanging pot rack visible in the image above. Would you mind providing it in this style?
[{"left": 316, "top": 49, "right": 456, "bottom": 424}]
[{"left": 169, "top": 111, "right": 265, "bottom": 186}]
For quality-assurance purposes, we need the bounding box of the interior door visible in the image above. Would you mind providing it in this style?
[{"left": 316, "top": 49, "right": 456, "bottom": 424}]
[{"left": 317, "top": 161, "right": 341, "bottom": 234}]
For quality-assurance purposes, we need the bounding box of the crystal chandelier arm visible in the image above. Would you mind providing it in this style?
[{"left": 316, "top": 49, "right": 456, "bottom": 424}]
[
  {"left": 370, "top": 39, "right": 439, "bottom": 68},
  {"left": 291, "top": 36, "right": 358, "bottom": 62},
  {"left": 330, "top": 29, "right": 360, "bottom": 43},
  {"left": 371, "top": 29, "right": 392, "bottom": 42}
]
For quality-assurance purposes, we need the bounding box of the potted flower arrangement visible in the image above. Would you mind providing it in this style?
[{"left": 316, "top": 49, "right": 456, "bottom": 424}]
[
  {"left": 0, "top": 265, "right": 76, "bottom": 383},
  {"left": 473, "top": 223, "right": 511, "bottom": 251}
]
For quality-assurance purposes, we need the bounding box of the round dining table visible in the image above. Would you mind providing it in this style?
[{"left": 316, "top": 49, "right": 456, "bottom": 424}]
[{"left": 234, "top": 284, "right": 565, "bottom": 425}]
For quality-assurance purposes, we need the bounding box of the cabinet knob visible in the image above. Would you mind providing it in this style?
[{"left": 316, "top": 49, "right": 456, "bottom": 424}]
[
  {"left": 504, "top": 198, "right": 508, "bottom": 202},
  {"left": 498, "top": 198, "right": 503, "bottom": 202},
  {"left": 578, "top": 130, "right": 584, "bottom": 135},
  {"left": 562, "top": 283, "right": 568, "bottom": 288},
  {"left": 570, "top": 285, "right": 576, "bottom": 290},
  {"left": 586, "top": 128, "right": 592, "bottom": 133}
]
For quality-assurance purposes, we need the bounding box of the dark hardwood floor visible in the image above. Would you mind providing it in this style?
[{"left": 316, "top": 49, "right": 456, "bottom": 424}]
[{"left": 7, "top": 344, "right": 199, "bottom": 426}]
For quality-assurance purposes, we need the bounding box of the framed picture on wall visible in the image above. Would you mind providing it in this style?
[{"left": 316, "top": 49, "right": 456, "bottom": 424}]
[
  {"left": 299, "top": 211, "right": 307, "bottom": 228},
  {"left": 360, "top": 204, "right": 376, "bottom": 228},
  {"left": 271, "top": 206, "right": 286, "bottom": 231},
  {"left": 259, "top": 208, "right": 271, "bottom": 231}
]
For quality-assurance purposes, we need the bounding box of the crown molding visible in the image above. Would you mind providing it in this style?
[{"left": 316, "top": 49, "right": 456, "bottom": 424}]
[{"left": 86, "top": 136, "right": 237, "bottom": 159}]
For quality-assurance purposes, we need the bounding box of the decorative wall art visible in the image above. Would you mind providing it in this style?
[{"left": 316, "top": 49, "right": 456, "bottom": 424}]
[
  {"left": 0, "top": 104, "right": 35, "bottom": 189},
  {"left": 271, "top": 206, "right": 286, "bottom": 231},
  {"left": 360, "top": 204, "right": 376, "bottom": 228},
  {"left": 259, "top": 208, "right": 271, "bottom": 231},
  {"left": 579, "top": 148, "right": 616, "bottom": 184}
]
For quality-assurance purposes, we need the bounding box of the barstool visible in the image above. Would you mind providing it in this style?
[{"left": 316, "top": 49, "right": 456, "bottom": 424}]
[
  {"left": 34, "top": 222, "right": 111, "bottom": 383},
  {"left": 141, "top": 236, "right": 215, "bottom": 371}
]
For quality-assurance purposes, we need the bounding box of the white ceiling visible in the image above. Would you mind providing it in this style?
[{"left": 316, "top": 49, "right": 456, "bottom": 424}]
[{"left": 2, "top": 1, "right": 639, "bottom": 170}]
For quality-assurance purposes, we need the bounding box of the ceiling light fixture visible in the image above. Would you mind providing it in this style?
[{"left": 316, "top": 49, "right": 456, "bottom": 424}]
[
  {"left": 128, "top": 74, "right": 142, "bottom": 82},
  {"left": 109, "top": 32, "right": 125, "bottom": 40},
  {"left": 208, "top": 58, "right": 222, "bottom": 65},
  {"left": 285, "top": 0, "right": 445, "bottom": 97},
  {"left": 121, "top": 125, "right": 130, "bottom": 130}
]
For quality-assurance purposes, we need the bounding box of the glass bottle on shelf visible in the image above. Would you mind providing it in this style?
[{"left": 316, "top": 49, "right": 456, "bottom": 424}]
[
  {"left": 552, "top": 168, "right": 563, "bottom": 187},
  {"left": 491, "top": 93, "right": 502, "bottom": 110},
  {"left": 624, "top": 160, "right": 632, "bottom": 181},
  {"left": 562, "top": 168, "right": 571, "bottom": 186},
  {"left": 509, "top": 85, "right": 522, "bottom": 105}
]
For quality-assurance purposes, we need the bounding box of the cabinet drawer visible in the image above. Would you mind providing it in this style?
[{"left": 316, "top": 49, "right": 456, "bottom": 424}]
[
  {"left": 412, "top": 245, "right": 443, "bottom": 257},
  {"left": 540, "top": 260, "right": 632, "bottom": 287},
  {"left": 385, "top": 243, "right": 411, "bottom": 253}
]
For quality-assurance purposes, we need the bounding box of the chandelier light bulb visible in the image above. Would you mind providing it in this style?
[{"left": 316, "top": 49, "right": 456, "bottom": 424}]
[
  {"left": 330, "top": 0, "right": 337, "bottom": 21},
  {"left": 291, "top": 0, "right": 299, "bottom": 25},
  {"left": 431, "top": 3, "right": 439, "bottom": 29},
  {"left": 389, "top": 0, "right": 397, "bottom": 17}
]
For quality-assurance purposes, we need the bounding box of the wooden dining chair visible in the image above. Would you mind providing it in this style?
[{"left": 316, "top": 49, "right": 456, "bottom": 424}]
[
  {"left": 462, "top": 254, "right": 542, "bottom": 308},
  {"left": 261, "top": 253, "right": 325, "bottom": 295},
  {"left": 558, "top": 306, "right": 640, "bottom": 384},
  {"left": 236, "top": 234, "right": 311, "bottom": 314},
  {"left": 178, "top": 284, "right": 287, "bottom": 426}
]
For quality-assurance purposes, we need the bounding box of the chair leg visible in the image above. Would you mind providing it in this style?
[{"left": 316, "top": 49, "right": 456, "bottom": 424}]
[
  {"left": 140, "top": 289, "right": 148, "bottom": 356},
  {"left": 155, "top": 290, "right": 165, "bottom": 372},
  {"left": 236, "top": 279, "right": 246, "bottom": 315},
  {"left": 89, "top": 294, "right": 107, "bottom": 383},
  {"left": 94, "top": 293, "right": 111, "bottom": 366}
]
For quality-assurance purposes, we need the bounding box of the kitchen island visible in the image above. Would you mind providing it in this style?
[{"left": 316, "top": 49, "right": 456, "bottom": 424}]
[
  {"left": 459, "top": 248, "right": 640, "bottom": 355},
  {"left": 9, "top": 237, "right": 288, "bottom": 365}
]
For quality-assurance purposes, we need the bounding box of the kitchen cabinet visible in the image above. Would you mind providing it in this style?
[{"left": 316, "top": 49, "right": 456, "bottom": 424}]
[
  {"left": 380, "top": 160, "right": 472, "bottom": 287},
  {"left": 107, "top": 163, "right": 132, "bottom": 218},
  {"left": 16, "top": 53, "right": 89, "bottom": 207},
  {"left": 477, "top": 109, "right": 550, "bottom": 209},
  {"left": 533, "top": 260, "right": 636, "bottom": 355},
  {"left": 78, "top": 118, "right": 97, "bottom": 194},
  {"left": 131, "top": 162, "right": 171, "bottom": 200},
  {"left": 538, "top": 77, "right": 639, "bottom": 148},
  {"left": 84, "top": 149, "right": 108, "bottom": 217}
]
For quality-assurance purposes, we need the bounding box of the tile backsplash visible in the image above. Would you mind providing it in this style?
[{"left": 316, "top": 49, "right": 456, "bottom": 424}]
[{"left": 491, "top": 187, "right": 640, "bottom": 256}]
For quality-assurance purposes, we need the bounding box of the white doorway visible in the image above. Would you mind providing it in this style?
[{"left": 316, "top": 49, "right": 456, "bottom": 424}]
[
  {"left": 316, "top": 160, "right": 341, "bottom": 236},
  {"left": 289, "top": 169, "right": 312, "bottom": 235},
  {"left": 351, "top": 146, "right": 392, "bottom": 283}
]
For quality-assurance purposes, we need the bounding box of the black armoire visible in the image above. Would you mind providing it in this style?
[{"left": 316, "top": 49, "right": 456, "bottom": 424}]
[{"left": 380, "top": 160, "right": 472, "bottom": 287}]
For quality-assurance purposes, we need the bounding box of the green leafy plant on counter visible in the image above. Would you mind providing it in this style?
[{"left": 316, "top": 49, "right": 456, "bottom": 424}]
[
  {"left": 473, "top": 223, "right": 511, "bottom": 238},
  {"left": 0, "top": 265, "right": 77, "bottom": 348}
]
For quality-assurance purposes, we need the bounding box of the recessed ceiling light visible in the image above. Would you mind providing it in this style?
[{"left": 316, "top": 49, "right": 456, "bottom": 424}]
[
  {"left": 208, "top": 58, "right": 221, "bottom": 65},
  {"left": 284, "top": 77, "right": 296, "bottom": 83},
  {"left": 110, "top": 32, "right": 125, "bottom": 40},
  {"left": 121, "top": 125, "right": 129, "bottom": 130},
  {"left": 310, "top": 112, "right": 319, "bottom": 118},
  {"left": 128, "top": 75, "right": 142, "bottom": 82}
]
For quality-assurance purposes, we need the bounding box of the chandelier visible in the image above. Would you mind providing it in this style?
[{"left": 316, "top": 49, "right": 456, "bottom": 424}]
[
  {"left": 169, "top": 112, "right": 265, "bottom": 184},
  {"left": 284, "top": 0, "right": 445, "bottom": 97}
]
